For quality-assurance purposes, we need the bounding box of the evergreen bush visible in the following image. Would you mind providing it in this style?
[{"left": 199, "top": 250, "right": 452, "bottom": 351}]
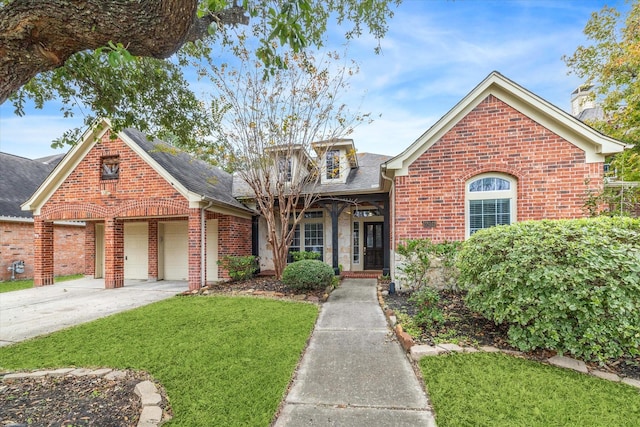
[
  {"left": 218, "top": 255, "right": 258, "bottom": 281},
  {"left": 290, "top": 251, "right": 321, "bottom": 261},
  {"left": 282, "top": 260, "right": 334, "bottom": 291},
  {"left": 457, "top": 217, "right": 640, "bottom": 362}
]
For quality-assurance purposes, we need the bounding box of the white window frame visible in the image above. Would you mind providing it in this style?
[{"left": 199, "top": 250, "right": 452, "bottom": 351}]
[
  {"left": 287, "top": 210, "right": 324, "bottom": 262},
  {"left": 465, "top": 173, "right": 517, "bottom": 238}
]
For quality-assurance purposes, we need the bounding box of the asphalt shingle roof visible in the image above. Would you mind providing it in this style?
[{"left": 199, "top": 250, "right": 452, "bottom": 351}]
[
  {"left": 232, "top": 152, "right": 392, "bottom": 199},
  {"left": 123, "top": 129, "right": 252, "bottom": 213},
  {"left": 0, "top": 153, "right": 59, "bottom": 218}
]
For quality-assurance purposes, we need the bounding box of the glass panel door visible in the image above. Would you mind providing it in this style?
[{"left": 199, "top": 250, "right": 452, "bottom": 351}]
[{"left": 364, "top": 222, "right": 383, "bottom": 270}]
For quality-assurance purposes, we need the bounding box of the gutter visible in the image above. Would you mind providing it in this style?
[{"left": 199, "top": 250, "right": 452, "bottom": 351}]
[{"left": 380, "top": 164, "right": 395, "bottom": 278}]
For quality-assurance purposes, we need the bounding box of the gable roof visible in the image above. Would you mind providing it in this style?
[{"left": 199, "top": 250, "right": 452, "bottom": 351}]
[
  {"left": 232, "top": 151, "right": 392, "bottom": 199},
  {"left": 0, "top": 152, "right": 57, "bottom": 219},
  {"left": 122, "top": 128, "right": 250, "bottom": 212},
  {"left": 22, "top": 120, "right": 252, "bottom": 216},
  {"left": 385, "top": 71, "right": 628, "bottom": 176}
]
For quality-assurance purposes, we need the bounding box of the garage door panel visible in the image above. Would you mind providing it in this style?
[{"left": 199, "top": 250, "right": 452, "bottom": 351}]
[
  {"left": 163, "top": 222, "right": 188, "bottom": 281},
  {"left": 124, "top": 222, "right": 148, "bottom": 280}
]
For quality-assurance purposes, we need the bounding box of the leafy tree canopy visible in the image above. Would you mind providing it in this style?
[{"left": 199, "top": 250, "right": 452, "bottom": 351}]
[
  {"left": 563, "top": 0, "right": 640, "bottom": 157},
  {"left": 0, "top": 0, "right": 400, "bottom": 152}
]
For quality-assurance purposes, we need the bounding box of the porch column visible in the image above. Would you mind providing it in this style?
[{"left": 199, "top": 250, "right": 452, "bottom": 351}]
[
  {"left": 328, "top": 201, "right": 349, "bottom": 275},
  {"left": 33, "top": 216, "right": 54, "bottom": 286},
  {"left": 84, "top": 222, "right": 96, "bottom": 277},
  {"left": 104, "top": 217, "right": 124, "bottom": 289},
  {"left": 148, "top": 219, "right": 158, "bottom": 281},
  {"left": 188, "top": 208, "right": 203, "bottom": 290},
  {"left": 383, "top": 196, "right": 390, "bottom": 276}
]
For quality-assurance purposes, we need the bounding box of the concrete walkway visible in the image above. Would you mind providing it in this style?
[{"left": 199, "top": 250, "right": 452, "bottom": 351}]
[
  {"left": 274, "top": 278, "right": 436, "bottom": 426},
  {"left": 0, "top": 278, "right": 187, "bottom": 347}
]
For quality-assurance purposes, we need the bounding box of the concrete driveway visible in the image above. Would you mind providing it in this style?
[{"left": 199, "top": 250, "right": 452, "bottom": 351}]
[{"left": 0, "top": 278, "right": 188, "bottom": 347}]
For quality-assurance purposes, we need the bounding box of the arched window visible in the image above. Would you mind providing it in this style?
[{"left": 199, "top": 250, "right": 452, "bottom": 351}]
[{"left": 466, "top": 174, "right": 517, "bottom": 237}]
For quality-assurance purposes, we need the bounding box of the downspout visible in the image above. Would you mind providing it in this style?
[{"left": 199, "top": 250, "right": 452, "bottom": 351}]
[
  {"left": 380, "top": 164, "right": 395, "bottom": 278},
  {"left": 201, "top": 199, "right": 214, "bottom": 288}
]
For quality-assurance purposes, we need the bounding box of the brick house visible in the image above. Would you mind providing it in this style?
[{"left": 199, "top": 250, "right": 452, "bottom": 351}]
[
  {"left": 22, "top": 121, "right": 254, "bottom": 290},
  {"left": 383, "top": 72, "right": 626, "bottom": 276},
  {"left": 232, "top": 139, "right": 392, "bottom": 276},
  {"left": 0, "top": 152, "right": 84, "bottom": 282},
  {"left": 21, "top": 72, "right": 629, "bottom": 287}
]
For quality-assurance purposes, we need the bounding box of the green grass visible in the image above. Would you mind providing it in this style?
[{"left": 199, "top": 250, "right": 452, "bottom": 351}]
[
  {"left": 0, "top": 296, "right": 319, "bottom": 426},
  {"left": 0, "top": 274, "right": 84, "bottom": 293},
  {"left": 420, "top": 352, "right": 640, "bottom": 427}
]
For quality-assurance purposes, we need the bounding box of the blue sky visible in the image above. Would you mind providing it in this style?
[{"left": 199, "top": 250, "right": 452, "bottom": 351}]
[{"left": 0, "top": 0, "right": 627, "bottom": 159}]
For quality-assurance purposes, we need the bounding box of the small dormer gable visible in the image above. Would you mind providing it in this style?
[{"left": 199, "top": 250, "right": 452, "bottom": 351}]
[
  {"left": 312, "top": 139, "right": 358, "bottom": 184},
  {"left": 264, "top": 144, "right": 313, "bottom": 184}
]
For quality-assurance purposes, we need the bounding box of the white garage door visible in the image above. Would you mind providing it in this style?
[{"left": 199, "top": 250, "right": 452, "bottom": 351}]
[
  {"left": 206, "top": 219, "right": 219, "bottom": 282},
  {"left": 163, "top": 221, "right": 188, "bottom": 281},
  {"left": 124, "top": 222, "right": 148, "bottom": 280}
]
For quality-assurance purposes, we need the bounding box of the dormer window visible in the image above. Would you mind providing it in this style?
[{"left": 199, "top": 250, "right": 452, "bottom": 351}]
[
  {"left": 101, "top": 155, "right": 120, "bottom": 180},
  {"left": 278, "top": 156, "right": 292, "bottom": 182},
  {"left": 326, "top": 150, "right": 341, "bottom": 180}
]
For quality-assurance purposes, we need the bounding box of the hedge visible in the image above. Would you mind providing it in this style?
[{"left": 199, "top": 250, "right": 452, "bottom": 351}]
[{"left": 456, "top": 216, "right": 640, "bottom": 362}]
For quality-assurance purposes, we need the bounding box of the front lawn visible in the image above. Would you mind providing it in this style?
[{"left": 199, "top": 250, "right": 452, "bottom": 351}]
[
  {"left": 0, "top": 296, "right": 319, "bottom": 426},
  {"left": 421, "top": 352, "right": 640, "bottom": 427},
  {"left": 0, "top": 274, "right": 84, "bottom": 293}
]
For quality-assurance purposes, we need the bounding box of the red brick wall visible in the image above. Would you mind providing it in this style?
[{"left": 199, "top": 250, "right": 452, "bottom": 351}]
[
  {"left": 207, "top": 211, "right": 252, "bottom": 280},
  {"left": 33, "top": 132, "right": 252, "bottom": 285},
  {"left": 148, "top": 219, "right": 158, "bottom": 280},
  {"left": 40, "top": 131, "right": 189, "bottom": 221},
  {"left": 33, "top": 218, "right": 54, "bottom": 286},
  {"left": 0, "top": 220, "right": 84, "bottom": 282},
  {"left": 393, "top": 95, "right": 603, "bottom": 245},
  {"left": 54, "top": 224, "right": 85, "bottom": 278},
  {"left": 104, "top": 217, "right": 124, "bottom": 288},
  {"left": 84, "top": 222, "right": 96, "bottom": 276}
]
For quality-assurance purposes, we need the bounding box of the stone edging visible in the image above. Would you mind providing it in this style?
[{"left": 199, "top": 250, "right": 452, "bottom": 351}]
[
  {"left": 1, "top": 368, "right": 169, "bottom": 426},
  {"left": 377, "top": 285, "right": 640, "bottom": 391},
  {"left": 408, "top": 343, "right": 640, "bottom": 390}
]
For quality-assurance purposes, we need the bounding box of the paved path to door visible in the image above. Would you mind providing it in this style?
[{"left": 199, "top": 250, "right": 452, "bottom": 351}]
[
  {"left": 0, "top": 278, "right": 187, "bottom": 347},
  {"left": 275, "top": 278, "right": 436, "bottom": 426}
]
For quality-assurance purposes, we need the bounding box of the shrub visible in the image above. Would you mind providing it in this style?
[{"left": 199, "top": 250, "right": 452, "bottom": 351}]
[
  {"left": 396, "top": 239, "right": 462, "bottom": 289},
  {"left": 218, "top": 255, "right": 258, "bottom": 281},
  {"left": 457, "top": 217, "right": 640, "bottom": 362},
  {"left": 409, "top": 285, "right": 444, "bottom": 329},
  {"left": 290, "top": 251, "right": 321, "bottom": 261},
  {"left": 282, "top": 260, "right": 334, "bottom": 291},
  {"left": 396, "top": 239, "right": 433, "bottom": 289}
]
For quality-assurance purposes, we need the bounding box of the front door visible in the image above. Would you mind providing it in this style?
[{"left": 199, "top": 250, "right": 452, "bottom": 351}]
[{"left": 364, "top": 222, "right": 383, "bottom": 270}]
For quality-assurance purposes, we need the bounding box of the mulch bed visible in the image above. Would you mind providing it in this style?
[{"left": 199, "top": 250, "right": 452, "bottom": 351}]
[
  {"left": 382, "top": 285, "right": 640, "bottom": 380},
  {"left": 0, "top": 370, "right": 157, "bottom": 427},
  {"left": 197, "top": 276, "right": 329, "bottom": 301}
]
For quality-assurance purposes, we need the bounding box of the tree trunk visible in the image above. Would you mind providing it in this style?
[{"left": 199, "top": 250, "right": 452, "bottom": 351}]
[{"left": 0, "top": 0, "right": 247, "bottom": 104}]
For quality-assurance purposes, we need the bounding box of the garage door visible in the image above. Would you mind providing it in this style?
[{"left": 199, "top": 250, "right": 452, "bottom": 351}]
[
  {"left": 206, "top": 219, "right": 219, "bottom": 282},
  {"left": 124, "top": 222, "right": 148, "bottom": 280},
  {"left": 163, "top": 221, "right": 188, "bottom": 281}
]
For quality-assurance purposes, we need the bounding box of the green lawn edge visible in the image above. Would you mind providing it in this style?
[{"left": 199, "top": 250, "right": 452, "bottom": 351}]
[
  {"left": 420, "top": 352, "right": 640, "bottom": 427},
  {"left": 0, "top": 296, "right": 319, "bottom": 426},
  {"left": 0, "top": 274, "right": 84, "bottom": 293}
]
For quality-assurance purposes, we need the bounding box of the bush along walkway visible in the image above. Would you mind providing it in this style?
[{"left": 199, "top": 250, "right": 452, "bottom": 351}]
[
  {"left": 274, "top": 278, "right": 436, "bottom": 427},
  {"left": 379, "top": 288, "right": 640, "bottom": 391}
]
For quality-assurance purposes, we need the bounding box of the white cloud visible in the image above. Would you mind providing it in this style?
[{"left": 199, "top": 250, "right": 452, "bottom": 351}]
[{"left": 0, "top": 0, "right": 627, "bottom": 160}]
